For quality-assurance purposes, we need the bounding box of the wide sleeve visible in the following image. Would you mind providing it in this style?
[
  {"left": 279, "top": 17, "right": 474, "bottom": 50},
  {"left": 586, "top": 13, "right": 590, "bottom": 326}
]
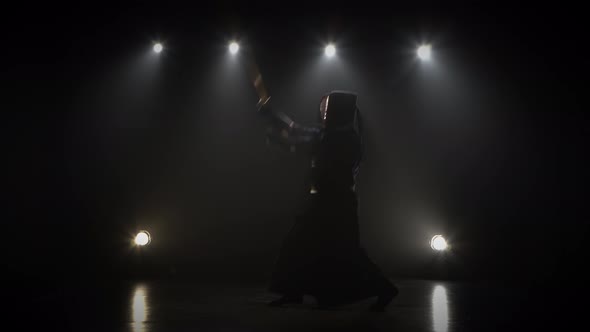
[{"left": 258, "top": 98, "right": 322, "bottom": 153}]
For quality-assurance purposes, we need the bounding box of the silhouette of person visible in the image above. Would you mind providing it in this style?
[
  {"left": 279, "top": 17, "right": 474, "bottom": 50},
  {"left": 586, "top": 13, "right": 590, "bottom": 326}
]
[{"left": 258, "top": 91, "right": 398, "bottom": 311}]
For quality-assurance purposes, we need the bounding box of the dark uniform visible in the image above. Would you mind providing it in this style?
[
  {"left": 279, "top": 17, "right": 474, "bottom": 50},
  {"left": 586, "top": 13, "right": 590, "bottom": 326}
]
[{"left": 259, "top": 91, "right": 397, "bottom": 311}]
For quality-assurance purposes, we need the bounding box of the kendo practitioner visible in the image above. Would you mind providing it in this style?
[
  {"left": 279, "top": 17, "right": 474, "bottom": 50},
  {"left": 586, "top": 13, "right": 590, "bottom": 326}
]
[{"left": 258, "top": 91, "right": 398, "bottom": 312}]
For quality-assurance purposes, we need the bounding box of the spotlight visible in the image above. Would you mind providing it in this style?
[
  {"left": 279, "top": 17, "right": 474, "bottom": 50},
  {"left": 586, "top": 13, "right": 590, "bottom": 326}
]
[
  {"left": 153, "top": 43, "right": 163, "bottom": 54},
  {"left": 417, "top": 44, "right": 431, "bottom": 61},
  {"left": 135, "top": 231, "right": 151, "bottom": 246},
  {"left": 430, "top": 235, "right": 448, "bottom": 251},
  {"left": 325, "top": 44, "right": 336, "bottom": 57},
  {"left": 229, "top": 41, "right": 239, "bottom": 54}
]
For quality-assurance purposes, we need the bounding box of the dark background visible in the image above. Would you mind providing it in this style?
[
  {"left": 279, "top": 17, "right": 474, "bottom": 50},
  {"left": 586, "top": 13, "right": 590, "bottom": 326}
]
[{"left": 5, "top": 3, "right": 588, "bottom": 293}]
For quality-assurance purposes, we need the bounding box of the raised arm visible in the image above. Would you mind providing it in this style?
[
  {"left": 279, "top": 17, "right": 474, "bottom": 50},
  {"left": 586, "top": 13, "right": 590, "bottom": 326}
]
[{"left": 257, "top": 97, "right": 322, "bottom": 152}]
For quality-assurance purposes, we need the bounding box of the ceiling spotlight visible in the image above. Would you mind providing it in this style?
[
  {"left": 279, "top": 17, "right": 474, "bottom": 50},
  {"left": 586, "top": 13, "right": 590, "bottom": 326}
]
[
  {"left": 153, "top": 43, "right": 163, "bottom": 54},
  {"left": 229, "top": 41, "right": 239, "bottom": 54},
  {"left": 417, "top": 44, "right": 431, "bottom": 61},
  {"left": 430, "top": 235, "right": 448, "bottom": 251},
  {"left": 135, "top": 231, "right": 151, "bottom": 246},
  {"left": 325, "top": 44, "right": 336, "bottom": 57}
]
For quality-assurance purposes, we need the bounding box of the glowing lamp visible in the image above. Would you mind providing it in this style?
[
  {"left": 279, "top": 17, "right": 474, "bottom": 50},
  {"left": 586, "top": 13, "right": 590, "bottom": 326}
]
[
  {"left": 229, "top": 42, "right": 239, "bottom": 54},
  {"left": 430, "top": 235, "right": 448, "bottom": 251},
  {"left": 135, "top": 231, "right": 151, "bottom": 246},
  {"left": 153, "top": 43, "right": 163, "bottom": 54},
  {"left": 417, "top": 44, "right": 431, "bottom": 61},
  {"left": 325, "top": 44, "right": 336, "bottom": 57}
]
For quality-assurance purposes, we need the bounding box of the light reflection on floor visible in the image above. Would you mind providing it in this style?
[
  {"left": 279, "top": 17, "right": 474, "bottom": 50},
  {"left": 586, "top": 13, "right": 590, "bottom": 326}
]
[
  {"left": 131, "top": 284, "right": 149, "bottom": 332},
  {"left": 124, "top": 281, "right": 453, "bottom": 332},
  {"left": 55, "top": 279, "right": 536, "bottom": 332},
  {"left": 432, "top": 285, "right": 449, "bottom": 332}
]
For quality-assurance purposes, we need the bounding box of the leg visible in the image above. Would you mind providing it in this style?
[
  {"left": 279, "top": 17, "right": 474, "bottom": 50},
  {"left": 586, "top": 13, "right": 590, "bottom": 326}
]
[{"left": 369, "top": 279, "right": 398, "bottom": 312}]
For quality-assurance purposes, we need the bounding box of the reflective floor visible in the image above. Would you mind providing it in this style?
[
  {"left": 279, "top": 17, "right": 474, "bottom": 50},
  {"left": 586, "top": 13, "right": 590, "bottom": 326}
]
[{"left": 17, "top": 278, "right": 573, "bottom": 331}]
